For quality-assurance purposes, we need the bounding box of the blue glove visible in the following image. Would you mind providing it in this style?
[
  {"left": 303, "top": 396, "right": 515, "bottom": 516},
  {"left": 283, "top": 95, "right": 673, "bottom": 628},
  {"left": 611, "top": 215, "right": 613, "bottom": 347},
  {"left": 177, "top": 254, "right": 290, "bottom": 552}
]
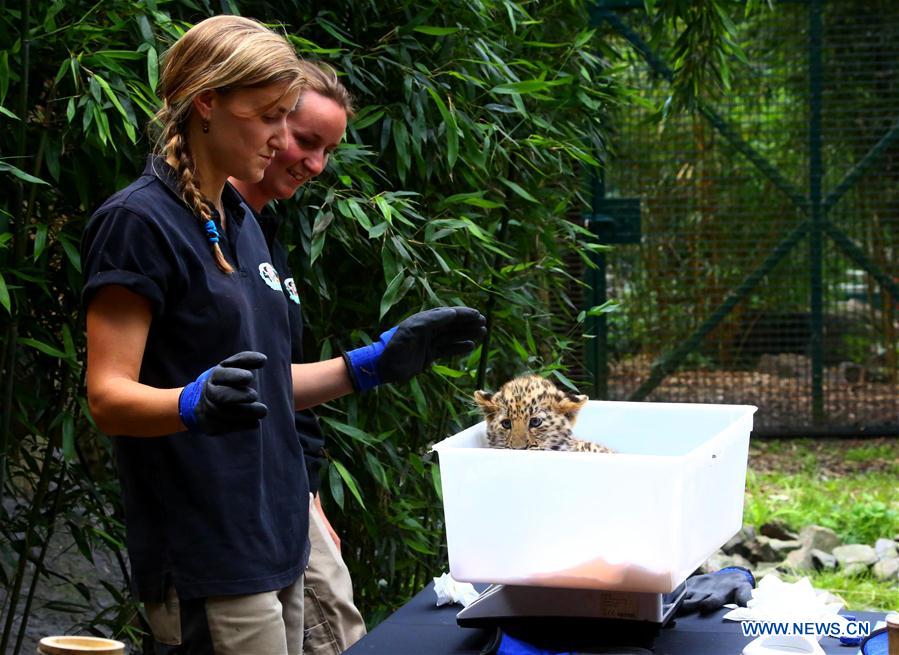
[
  {"left": 178, "top": 351, "right": 268, "bottom": 435},
  {"left": 680, "top": 567, "right": 755, "bottom": 615},
  {"left": 859, "top": 627, "right": 888, "bottom": 655},
  {"left": 489, "top": 631, "right": 651, "bottom": 655},
  {"left": 343, "top": 307, "right": 486, "bottom": 392},
  {"left": 496, "top": 633, "right": 573, "bottom": 655}
]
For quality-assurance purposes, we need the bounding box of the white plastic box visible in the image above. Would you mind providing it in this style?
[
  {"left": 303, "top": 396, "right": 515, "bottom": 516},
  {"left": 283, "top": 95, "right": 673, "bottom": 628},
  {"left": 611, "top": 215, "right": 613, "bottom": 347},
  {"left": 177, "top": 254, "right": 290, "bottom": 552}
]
[{"left": 432, "top": 400, "right": 756, "bottom": 594}]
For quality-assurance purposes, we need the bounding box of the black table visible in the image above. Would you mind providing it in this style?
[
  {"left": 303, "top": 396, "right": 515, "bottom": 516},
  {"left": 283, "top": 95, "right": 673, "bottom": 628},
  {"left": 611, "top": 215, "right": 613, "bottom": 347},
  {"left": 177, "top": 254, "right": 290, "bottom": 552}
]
[{"left": 345, "top": 583, "right": 884, "bottom": 654}]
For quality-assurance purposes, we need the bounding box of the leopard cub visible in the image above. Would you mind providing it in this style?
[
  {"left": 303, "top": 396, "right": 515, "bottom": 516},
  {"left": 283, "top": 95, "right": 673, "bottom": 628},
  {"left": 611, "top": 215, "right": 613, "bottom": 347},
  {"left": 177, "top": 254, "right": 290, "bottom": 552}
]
[{"left": 473, "top": 375, "right": 613, "bottom": 453}]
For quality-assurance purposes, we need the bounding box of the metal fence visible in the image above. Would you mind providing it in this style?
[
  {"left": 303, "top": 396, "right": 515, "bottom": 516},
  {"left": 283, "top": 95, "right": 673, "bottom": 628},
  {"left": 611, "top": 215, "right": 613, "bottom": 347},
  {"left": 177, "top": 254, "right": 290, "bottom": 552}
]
[{"left": 581, "top": 0, "right": 899, "bottom": 435}]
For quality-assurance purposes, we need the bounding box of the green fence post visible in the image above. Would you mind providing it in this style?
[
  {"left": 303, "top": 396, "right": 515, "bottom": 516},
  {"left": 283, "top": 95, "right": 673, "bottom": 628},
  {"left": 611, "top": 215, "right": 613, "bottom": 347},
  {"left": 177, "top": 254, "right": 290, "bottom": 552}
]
[
  {"left": 809, "top": 0, "right": 825, "bottom": 424},
  {"left": 588, "top": 171, "right": 609, "bottom": 399}
]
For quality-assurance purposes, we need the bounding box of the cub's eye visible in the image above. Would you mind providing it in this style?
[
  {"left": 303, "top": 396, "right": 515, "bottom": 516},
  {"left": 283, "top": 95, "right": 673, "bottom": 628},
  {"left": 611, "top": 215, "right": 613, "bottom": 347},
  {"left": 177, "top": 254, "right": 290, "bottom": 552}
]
[
  {"left": 500, "top": 419, "right": 512, "bottom": 429},
  {"left": 529, "top": 417, "right": 543, "bottom": 428}
]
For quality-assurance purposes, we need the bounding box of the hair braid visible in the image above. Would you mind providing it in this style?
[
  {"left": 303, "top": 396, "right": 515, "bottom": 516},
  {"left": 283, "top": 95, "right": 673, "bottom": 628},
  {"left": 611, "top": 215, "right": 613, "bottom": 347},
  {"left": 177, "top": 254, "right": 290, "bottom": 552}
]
[{"left": 162, "top": 120, "right": 234, "bottom": 274}]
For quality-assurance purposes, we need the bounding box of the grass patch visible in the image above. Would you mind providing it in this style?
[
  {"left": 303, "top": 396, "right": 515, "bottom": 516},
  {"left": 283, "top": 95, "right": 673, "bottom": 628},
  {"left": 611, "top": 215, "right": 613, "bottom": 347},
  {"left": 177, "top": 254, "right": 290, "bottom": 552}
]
[
  {"left": 744, "top": 470, "right": 899, "bottom": 544},
  {"left": 745, "top": 438, "right": 899, "bottom": 611},
  {"left": 780, "top": 571, "right": 899, "bottom": 612}
]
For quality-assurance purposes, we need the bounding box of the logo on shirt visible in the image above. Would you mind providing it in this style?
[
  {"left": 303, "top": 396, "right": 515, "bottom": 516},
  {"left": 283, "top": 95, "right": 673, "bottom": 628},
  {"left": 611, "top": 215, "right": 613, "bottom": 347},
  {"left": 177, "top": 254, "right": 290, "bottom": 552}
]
[
  {"left": 283, "top": 277, "right": 300, "bottom": 305},
  {"left": 258, "top": 263, "right": 281, "bottom": 291}
]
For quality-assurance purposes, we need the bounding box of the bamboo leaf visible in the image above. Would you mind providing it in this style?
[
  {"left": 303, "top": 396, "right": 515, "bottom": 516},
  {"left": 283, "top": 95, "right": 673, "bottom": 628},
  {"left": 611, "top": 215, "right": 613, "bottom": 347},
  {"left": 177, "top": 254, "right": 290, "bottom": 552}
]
[
  {"left": 0, "top": 50, "right": 8, "bottom": 104},
  {"left": 320, "top": 417, "right": 376, "bottom": 445},
  {"left": 365, "top": 452, "right": 389, "bottom": 489},
  {"left": 327, "top": 463, "right": 345, "bottom": 510},
  {"left": 426, "top": 87, "right": 458, "bottom": 169},
  {"left": 59, "top": 235, "right": 82, "bottom": 272},
  {"left": 0, "top": 161, "right": 49, "bottom": 185},
  {"left": 331, "top": 459, "right": 366, "bottom": 509},
  {"left": 431, "top": 364, "right": 466, "bottom": 378},
  {"left": 93, "top": 49, "right": 145, "bottom": 60},
  {"left": 33, "top": 223, "right": 48, "bottom": 260},
  {"left": 351, "top": 107, "right": 384, "bottom": 130},
  {"left": 430, "top": 463, "right": 442, "bottom": 500},
  {"left": 0, "top": 272, "right": 9, "bottom": 314},
  {"left": 499, "top": 177, "right": 539, "bottom": 204},
  {"left": 379, "top": 270, "right": 406, "bottom": 320},
  {"left": 393, "top": 120, "right": 410, "bottom": 182},
  {"left": 62, "top": 414, "right": 75, "bottom": 462},
  {"left": 147, "top": 46, "right": 159, "bottom": 91},
  {"left": 402, "top": 537, "right": 434, "bottom": 555},
  {"left": 413, "top": 26, "right": 460, "bottom": 36},
  {"left": 19, "top": 338, "right": 70, "bottom": 359},
  {"left": 373, "top": 195, "right": 393, "bottom": 224},
  {"left": 94, "top": 74, "right": 129, "bottom": 120}
]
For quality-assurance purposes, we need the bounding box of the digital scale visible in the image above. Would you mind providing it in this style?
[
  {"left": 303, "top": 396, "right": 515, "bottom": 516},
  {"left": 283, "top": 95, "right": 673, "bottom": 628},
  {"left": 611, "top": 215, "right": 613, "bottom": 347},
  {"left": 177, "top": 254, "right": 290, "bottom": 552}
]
[
  {"left": 456, "top": 582, "right": 688, "bottom": 652},
  {"left": 431, "top": 401, "right": 758, "bottom": 653}
]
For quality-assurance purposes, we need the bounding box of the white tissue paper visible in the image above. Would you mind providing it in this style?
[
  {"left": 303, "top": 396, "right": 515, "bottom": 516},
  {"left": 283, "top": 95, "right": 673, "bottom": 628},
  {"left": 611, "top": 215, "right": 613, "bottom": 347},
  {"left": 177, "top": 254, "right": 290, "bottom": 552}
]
[
  {"left": 722, "top": 573, "right": 846, "bottom": 629},
  {"left": 433, "top": 572, "right": 480, "bottom": 608}
]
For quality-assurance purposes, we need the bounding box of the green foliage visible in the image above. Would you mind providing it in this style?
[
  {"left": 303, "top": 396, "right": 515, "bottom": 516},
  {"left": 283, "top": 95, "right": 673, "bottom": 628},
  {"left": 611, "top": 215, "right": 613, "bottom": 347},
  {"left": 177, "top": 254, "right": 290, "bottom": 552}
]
[
  {"left": 644, "top": 0, "right": 770, "bottom": 112},
  {"left": 745, "top": 470, "right": 899, "bottom": 545},
  {"left": 745, "top": 439, "right": 898, "bottom": 610},
  {"left": 786, "top": 570, "right": 899, "bottom": 612},
  {"left": 0, "top": 0, "right": 757, "bottom": 651}
]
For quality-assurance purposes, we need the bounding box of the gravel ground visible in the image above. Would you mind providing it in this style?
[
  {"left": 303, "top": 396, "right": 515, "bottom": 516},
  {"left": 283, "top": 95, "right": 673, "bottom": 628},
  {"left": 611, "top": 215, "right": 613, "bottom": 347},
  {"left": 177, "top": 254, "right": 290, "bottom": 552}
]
[{"left": 608, "top": 356, "right": 898, "bottom": 433}]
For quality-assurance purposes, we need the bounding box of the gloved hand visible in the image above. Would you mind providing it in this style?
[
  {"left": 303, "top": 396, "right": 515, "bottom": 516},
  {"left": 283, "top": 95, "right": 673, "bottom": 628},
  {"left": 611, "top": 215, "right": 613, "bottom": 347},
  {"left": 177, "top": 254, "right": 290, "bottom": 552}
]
[
  {"left": 343, "top": 307, "right": 486, "bottom": 392},
  {"left": 178, "top": 351, "right": 269, "bottom": 435},
  {"left": 680, "top": 567, "right": 755, "bottom": 615}
]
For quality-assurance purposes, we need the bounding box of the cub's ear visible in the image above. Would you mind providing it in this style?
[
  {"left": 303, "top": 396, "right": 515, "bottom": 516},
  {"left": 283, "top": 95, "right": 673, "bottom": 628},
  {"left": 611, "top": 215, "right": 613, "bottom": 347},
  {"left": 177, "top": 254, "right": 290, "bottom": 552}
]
[
  {"left": 473, "top": 390, "right": 497, "bottom": 415},
  {"left": 554, "top": 393, "right": 589, "bottom": 423}
]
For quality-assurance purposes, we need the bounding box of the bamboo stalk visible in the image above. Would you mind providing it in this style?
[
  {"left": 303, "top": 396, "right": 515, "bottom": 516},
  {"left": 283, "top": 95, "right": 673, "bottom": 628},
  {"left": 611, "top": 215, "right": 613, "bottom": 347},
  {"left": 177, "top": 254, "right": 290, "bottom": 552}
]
[
  {"left": 0, "top": 0, "right": 32, "bottom": 510},
  {"left": 12, "top": 462, "right": 67, "bottom": 655},
  {"left": 0, "top": 419, "right": 58, "bottom": 655}
]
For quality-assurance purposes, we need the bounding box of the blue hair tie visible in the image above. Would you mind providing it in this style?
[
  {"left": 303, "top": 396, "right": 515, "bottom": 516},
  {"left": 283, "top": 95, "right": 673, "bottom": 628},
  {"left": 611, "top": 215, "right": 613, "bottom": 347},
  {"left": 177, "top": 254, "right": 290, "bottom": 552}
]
[{"left": 203, "top": 219, "right": 220, "bottom": 244}]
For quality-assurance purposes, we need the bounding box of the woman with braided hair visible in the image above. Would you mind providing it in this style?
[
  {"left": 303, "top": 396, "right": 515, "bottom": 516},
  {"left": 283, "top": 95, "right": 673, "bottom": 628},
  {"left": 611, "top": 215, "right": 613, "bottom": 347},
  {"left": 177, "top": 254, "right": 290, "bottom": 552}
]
[
  {"left": 82, "top": 15, "right": 486, "bottom": 655},
  {"left": 83, "top": 15, "right": 309, "bottom": 654}
]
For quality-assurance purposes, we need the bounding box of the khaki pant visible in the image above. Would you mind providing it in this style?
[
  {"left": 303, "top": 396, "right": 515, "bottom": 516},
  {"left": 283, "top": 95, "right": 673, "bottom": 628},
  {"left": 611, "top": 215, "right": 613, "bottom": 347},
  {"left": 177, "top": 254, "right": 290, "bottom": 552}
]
[
  {"left": 146, "top": 574, "right": 305, "bottom": 655},
  {"left": 303, "top": 497, "right": 367, "bottom": 654}
]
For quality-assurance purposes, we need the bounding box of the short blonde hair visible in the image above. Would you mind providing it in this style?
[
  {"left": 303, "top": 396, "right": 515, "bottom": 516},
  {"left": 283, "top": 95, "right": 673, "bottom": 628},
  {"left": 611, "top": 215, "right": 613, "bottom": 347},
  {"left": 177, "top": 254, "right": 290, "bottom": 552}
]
[
  {"left": 298, "top": 60, "right": 355, "bottom": 118},
  {"left": 154, "top": 16, "right": 304, "bottom": 273}
]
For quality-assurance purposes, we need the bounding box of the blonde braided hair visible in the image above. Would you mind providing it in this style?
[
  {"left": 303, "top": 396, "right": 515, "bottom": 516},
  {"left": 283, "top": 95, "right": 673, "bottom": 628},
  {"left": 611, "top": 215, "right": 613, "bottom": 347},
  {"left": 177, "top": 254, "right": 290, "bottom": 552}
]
[{"left": 153, "top": 16, "right": 304, "bottom": 273}]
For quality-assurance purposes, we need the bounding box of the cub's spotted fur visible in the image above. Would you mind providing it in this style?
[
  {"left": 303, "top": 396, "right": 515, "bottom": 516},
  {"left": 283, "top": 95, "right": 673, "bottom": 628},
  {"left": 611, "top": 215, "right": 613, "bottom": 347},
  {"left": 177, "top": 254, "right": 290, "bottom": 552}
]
[{"left": 474, "top": 375, "right": 613, "bottom": 453}]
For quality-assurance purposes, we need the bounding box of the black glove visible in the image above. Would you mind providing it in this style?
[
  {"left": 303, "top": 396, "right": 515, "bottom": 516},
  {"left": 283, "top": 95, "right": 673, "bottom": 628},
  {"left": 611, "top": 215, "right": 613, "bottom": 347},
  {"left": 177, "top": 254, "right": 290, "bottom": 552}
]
[
  {"left": 178, "top": 351, "right": 269, "bottom": 435},
  {"left": 343, "top": 307, "right": 487, "bottom": 391},
  {"left": 680, "top": 567, "right": 755, "bottom": 615}
]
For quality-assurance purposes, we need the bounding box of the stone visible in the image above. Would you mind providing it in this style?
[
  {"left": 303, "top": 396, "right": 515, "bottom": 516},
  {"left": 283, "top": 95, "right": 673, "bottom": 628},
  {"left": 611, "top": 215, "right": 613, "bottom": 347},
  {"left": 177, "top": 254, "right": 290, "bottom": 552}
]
[
  {"left": 722, "top": 525, "right": 757, "bottom": 560},
  {"left": 782, "top": 547, "right": 814, "bottom": 572},
  {"left": 758, "top": 353, "right": 810, "bottom": 379},
  {"left": 760, "top": 521, "right": 799, "bottom": 541},
  {"left": 872, "top": 557, "right": 899, "bottom": 582},
  {"left": 799, "top": 525, "right": 842, "bottom": 554},
  {"left": 702, "top": 551, "right": 753, "bottom": 574},
  {"left": 843, "top": 562, "right": 871, "bottom": 577},
  {"left": 756, "top": 535, "right": 802, "bottom": 562},
  {"left": 875, "top": 538, "right": 899, "bottom": 560},
  {"left": 752, "top": 561, "right": 781, "bottom": 580},
  {"left": 809, "top": 549, "right": 837, "bottom": 571},
  {"left": 833, "top": 544, "right": 878, "bottom": 568},
  {"left": 837, "top": 361, "right": 866, "bottom": 385}
]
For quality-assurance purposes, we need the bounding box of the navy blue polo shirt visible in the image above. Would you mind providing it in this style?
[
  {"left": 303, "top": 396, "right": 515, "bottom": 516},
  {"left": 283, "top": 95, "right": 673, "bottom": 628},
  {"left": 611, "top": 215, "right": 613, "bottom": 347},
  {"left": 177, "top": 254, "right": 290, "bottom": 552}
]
[
  {"left": 82, "top": 156, "right": 309, "bottom": 602},
  {"left": 255, "top": 207, "right": 327, "bottom": 495}
]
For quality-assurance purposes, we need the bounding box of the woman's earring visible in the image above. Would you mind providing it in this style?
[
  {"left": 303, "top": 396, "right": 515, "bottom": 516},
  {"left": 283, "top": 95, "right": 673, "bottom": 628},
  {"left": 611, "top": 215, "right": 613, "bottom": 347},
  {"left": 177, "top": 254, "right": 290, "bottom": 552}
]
[{"left": 202, "top": 119, "right": 210, "bottom": 134}]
